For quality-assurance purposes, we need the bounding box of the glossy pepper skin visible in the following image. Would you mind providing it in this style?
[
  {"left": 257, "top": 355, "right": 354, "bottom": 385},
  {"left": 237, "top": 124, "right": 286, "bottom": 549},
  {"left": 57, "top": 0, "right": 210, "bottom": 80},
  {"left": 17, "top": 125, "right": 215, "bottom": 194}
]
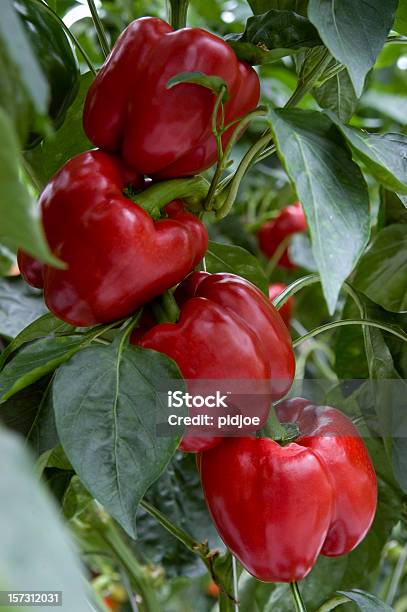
[
  {"left": 277, "top": 398, "right": 377, "bottom": 556},
  {"left": 83, "top": 17, "right": 260, "bottom": 178},
  {"left": 268, "top": 283, "right": 293, "bottom": 328},
  {"left": 258, "top": 202, "right": 307, "bottom": 268},
  {"left": 18, "top": 151, "right": 208, "bottom": 327},
  {"left": 134, "top": 272, "right": 295, "bottom": 452},
  {"left": 200, "top": 437, "right": 334, "bottom": 582},
  {"left": 14, "top": 0, "right": 79, "bottom": 148},
  {"left": 200, "top": 401, "right": 377, "bottom": 583}
]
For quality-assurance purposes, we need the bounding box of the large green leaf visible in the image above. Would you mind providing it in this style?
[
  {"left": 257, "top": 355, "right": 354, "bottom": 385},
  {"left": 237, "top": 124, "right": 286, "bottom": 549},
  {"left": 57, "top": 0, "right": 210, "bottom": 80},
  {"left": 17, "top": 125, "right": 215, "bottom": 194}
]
[
  {"left": 353, "top": 225, "right": 407, "bottom": 313},
  {"left": 0, "top": 335, "right": 89, "bottom": 401},
  {"left": 0, "top": 277, "right": 46, "bottom": 340},
  {"left": 226, "top": 10, "right": 321, "bottom": 65},
  {"left": 0, "top": 312, "right": 74, "bottom": 369},
  {"left": 313, "top": 69, "right": 358, "bottom": 122},
  {"left": 0, "top": 426, "right": 93, "bottom": 611},
  {"left": 206, "top": 241, "right": 269, "bottom": 294},
  {"left": 0, "top": 109, "right": 61, "bottom": 266},
  {"left": 25, "top": 72, "right": 93, "bottom": 187},
  {"left": 53, "top": 337, "right": 185, "bottom": 538},
  {"left": 269, "top": 108, "right": 370, "bottom": 313},
  {"left": 308, "top": 0, "right": 398, "bottom": 96},
  {"left": 249, "top": 0, "right": 308, "bottom": 15},
  {"left": 330, "top": 120, "right": 407, "bottom": 195}
]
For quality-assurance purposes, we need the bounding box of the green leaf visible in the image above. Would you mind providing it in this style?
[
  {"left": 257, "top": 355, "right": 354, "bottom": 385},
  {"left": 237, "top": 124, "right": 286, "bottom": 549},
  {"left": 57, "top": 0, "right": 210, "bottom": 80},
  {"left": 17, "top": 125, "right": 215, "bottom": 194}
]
[
  {"left": 394, "top": 0, "right": 407, "bottom": 34},
  {"left": 0, "top": 0, "right": 49, "bottom": 116},
  {"left": 249, "top": 0, "right": 308, "bottom": 16},
  {"left": 399, "top": 193, "right": 407, "bottom": 209},
  {"left": 29, "top": 383, "right": 59, "bottom": 457},
  {"left": 313, "top": 69, "right": 358, "bottom": 122},
  {"left": 53, "top": 338, "right": 185, "bottom": 538},
  {"left": 167, "top": 72, "right": 229, "bottom": 101},
  {"left": 206, "top": 241, "right": 269, "bottom": 294},
  {"left": 0, "top": 335, "right": 89, "bottom": 401},
  {"left": 25, "top": 72, "right": 93, "bottom": 187},
  {"left": 0, "top": 277, "right": 47, "bottom": 340},
  {"left": 353, "top": 225, "right": 407, "bottom": 313},
  {"left": 0, "top": 245, "right": 15, "bottom": 276},
  {"left": 0, "top": 312, "right": 74, "bottom": 369},
  {"left": 0, "top": 109, "right": 62, "bottom": 266},
  {"left": 308, "top": 0, "right": 398, "bottom": 96},
  {"left": 269, "top": 108, "right": 370, "bottom": 313},
  {"left": 338, "top": 589, "right": 393, "bottom": 611},
  {"left": 360, "top": 90, "right": 407, "bottom": 125},
  {"left": 0, "top": 379, "right": 47, "bottom": 439},
  {"left": 226, "top": 10, "right": 321, "bottom": 65},
  {"left": 0, "top": 426, "right": 92, "bottom": 610},
  {"left": 329, "top": 121, "right": 407, "bottom": 195}
]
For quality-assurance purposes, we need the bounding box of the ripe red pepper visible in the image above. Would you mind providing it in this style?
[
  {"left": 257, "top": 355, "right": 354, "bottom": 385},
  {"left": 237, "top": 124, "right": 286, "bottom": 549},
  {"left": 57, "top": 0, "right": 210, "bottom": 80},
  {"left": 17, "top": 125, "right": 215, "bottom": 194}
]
[
  {"left": 276, "top": 398, "right": 377, "bottom": 556},
  {"left": 18, "top": 151, "right": 208, "bottom": 327},
  {"left": 134, "top": 272, "right": 295, "bottom": 452},
  {"left": 83, "top": 17, "right": 260, "bottom": 178},
  {"left": 200, "top": 399, "right": 377, "bottom": 582},
  {"left": 258, "top": 202, "right": 307, "bottom": 268},
  {"left": 268, "top": 283, "right": 293, "bottom": 328}
]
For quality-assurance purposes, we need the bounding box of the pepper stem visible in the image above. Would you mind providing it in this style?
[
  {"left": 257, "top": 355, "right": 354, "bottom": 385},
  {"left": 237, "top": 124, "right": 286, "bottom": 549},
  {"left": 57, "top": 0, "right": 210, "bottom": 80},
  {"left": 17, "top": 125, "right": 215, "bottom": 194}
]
[
  {"left": 169, "top": 0, "right": 190, "bottom": 28},
  {"left": 290, "top": 582, "right": 307, "bottom": 612},
  {"left": 135, "top": 176, "right": 210, "bottom": 218},
  {"left": 261, "top": 403, "right": 287, "bottom": 442},
  {"left": 152, "top": 291, "right": 180, "bottom": 323}
]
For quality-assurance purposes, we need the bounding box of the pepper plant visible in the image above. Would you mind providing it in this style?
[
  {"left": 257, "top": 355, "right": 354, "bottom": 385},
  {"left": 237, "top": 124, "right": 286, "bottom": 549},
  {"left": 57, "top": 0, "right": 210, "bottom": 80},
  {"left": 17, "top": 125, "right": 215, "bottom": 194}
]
[{"left": 0, "top": 0, "right": 407, "bottom": 611}]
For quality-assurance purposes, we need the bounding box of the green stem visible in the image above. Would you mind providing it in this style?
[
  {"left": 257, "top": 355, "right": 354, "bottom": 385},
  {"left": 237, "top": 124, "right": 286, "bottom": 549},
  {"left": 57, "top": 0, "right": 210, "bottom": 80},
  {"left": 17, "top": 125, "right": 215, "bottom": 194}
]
[
  {"left": 35, "top": 0, "right": 96, "bottom": 75},
  {"left": 135, "top": 176, "right": 210, "bottom": 217},
  {"left": 208, "top": 106, "right": 267, "bottom": 212},
  {"left": 293, "top": 319, "right": 407, "bottom": 349},
  {"left": 216, "top": 131, "right": 272, "bottom": 219},
  {"left": 96, "top": 519, "right": 159, "bottom": 612},
  {"left": 290, "top": 582, "right": 307, "bottom": 612},
  {"left": 261, "top": 403, "right": 287, "bottom": 441},
  {"left": 140, "top": 499, "right": 199, "bottom": 554},
  {"left": 169, "top": 0, "right": 190, "bottom": 28},
  {"left": 216, "top": 50, "right": 332, "bottom": 218},
  {"left": 204, "top": 87, "right": 228, "bottom": 210},
  {"left": 152, "top": 291, "right": 180, "bottom": 323},
  {"left": 87, "top": 0, "right": 110, "bottom": 58},
  {"left": 272, "top": 274, "right": 320, "bottom": 309},
  {"left": 285, "top": 49, "right": 332, "bottom": 108},
  {"left": 386, "top": 542, "right": 407, "bottom": 605},
  {"left": 265, "top": 235, "right": 291, "bottom": 278},
  {"left": 140, "top": 500, "right": 235, "bottom": 602}
]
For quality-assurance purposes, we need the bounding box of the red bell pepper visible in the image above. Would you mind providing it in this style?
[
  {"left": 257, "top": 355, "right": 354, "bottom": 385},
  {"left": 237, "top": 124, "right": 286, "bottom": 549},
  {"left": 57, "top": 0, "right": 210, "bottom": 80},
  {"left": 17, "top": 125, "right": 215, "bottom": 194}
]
[
  {"left": 258, "top": 201, "right": 307, "bottom": 268},
  {"left": 18, "top": 151, "right": 208, "bottom": 327},
  {"left": 268, "top": 283, "right": 293, "bottom": 328},
  {"left": 200, "top": 398, "right": 377, "bottom": 582},
  {"left": 83, "top": 17, "right": 260, "bottom": 178},
  {"left": 276, "top": 397, "right": 377, "bottom": 556},
  {"left": 134, "top": 272, "right": 295, "bottom": 452}
]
